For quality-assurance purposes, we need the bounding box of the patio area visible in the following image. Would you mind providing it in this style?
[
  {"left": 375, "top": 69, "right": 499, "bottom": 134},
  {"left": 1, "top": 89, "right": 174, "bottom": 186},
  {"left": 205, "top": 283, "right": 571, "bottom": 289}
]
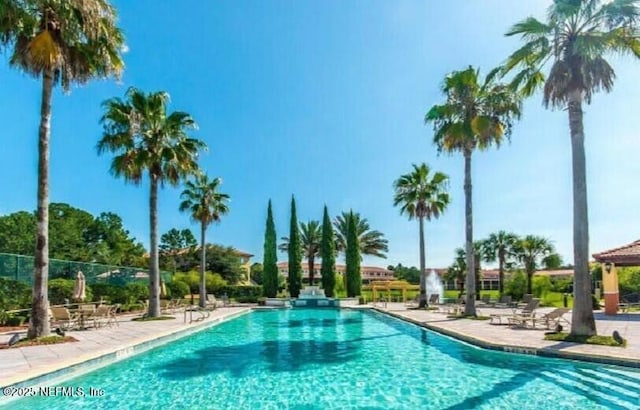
[{"left": 376, "top": 302, "right": 640, "bottom": 366}]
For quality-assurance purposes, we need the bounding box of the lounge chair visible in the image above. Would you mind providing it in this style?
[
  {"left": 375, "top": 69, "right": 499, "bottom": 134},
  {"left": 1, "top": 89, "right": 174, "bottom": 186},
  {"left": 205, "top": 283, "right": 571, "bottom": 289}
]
[
  {"left": 442, "top": 295, "right": 465, "bottom": 315},
  {"left": 506, "top": 299, "right": 541, "bottom": 327},
  {"left": 536, "top": 308, "right": 571, "bottom": 330},
  {"left": 494, "top": 295, "right": 514, "bottom": 308},
  {"left": 619, "top": 293, "right": 640, "bottom": 313},
  {"left": 50, "top": 307, "right": 79, "bottom": 331},
  {"left": 478, "top": 294, "right": 493, "bottom": 307},
  {"left": 404, "top": 296, "right": 419, "bottom": 308},
  {"left": 206, "top": 294, "right": 219, "bottom": 310},
  {"left": 489, "top": 298, "right": 540, "bottom": 325},
  {"left": 517, "top": 294, "right": 534, "bottom": 308}
]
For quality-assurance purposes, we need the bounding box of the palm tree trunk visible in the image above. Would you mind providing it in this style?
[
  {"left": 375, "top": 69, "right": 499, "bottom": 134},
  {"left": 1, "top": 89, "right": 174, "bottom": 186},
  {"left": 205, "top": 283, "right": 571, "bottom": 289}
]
[
  {"left": 28, "top": 68, "right": 54, "bottom": 339},
  {"left": 498, "top": 251, "right": 504, "bottom": 295},
  {"left": 527, "top": 271, "right": 533, "bottom": 295},
  {"left": 475, "top": 255, "right": 481, "bottom": 301},
  {"left": 463, "top": 150, "right": 476, "bottom": 316},
  {"left": 567, "top": 90, "right": 596, "bottom": 336},
  {"left": 148, "top": 175, "right": 160, "bottom": 317},
  {"left": 418, "top": 215, "right": 427, "bottom": 308},
  {"left": 199, "top": 223, "right": 207, "bottom": 308}
]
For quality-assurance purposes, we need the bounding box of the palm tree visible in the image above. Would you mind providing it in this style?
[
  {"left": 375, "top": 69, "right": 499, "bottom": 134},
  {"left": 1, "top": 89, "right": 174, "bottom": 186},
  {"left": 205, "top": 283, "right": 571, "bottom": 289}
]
[
  {"left": 426, "top": 66, "right": 521, "bottom": 316},
  {"left": 334, "top": 212, "right": 388, "bottom": 259},
  {"left": 0, "top": 1, "right": 124, "bottom": 338},
  {"left": 483, "top": 231, "right": 519, "bottom": 295},
  {"left": 393, "top": 163, "right": 450, "bottom": 308},
  {"left": 503, "top": 0, "right": 640, "bottom": 336},
  {"left": 446, "top": 248, "right": 467, "bottom": 299},
  {"left": 98, "top": 88, "right": 206, "bottom": 317},
  {"left": 179, "top": 174, "right": 230, "bottom": 308},
  {"left": 512, "top": 235, "right": 555, "bottom": 296},
  {"left": 279, "top": 220, "right": 322, "bottom": 286}
]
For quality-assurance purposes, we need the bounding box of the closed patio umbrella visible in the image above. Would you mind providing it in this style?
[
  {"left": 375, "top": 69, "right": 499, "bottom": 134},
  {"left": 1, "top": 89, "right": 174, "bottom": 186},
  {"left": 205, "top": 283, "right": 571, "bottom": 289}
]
[
  {"left": 73, "top": 271, "right": 86, "bottom": 301},
  {"left": 160, "top": 278, "right": 167, "bottom": 298}
]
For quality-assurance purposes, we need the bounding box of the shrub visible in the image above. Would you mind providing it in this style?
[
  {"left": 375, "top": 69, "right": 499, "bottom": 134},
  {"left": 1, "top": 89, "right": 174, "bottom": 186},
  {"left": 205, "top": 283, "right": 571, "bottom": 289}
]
[
  {"left": 235, "top": 296, "right": 259, "bottom": 303},
  {"left": 167, "top": 280, "right": 190, "bottom": 299},
  {"left": 217, "top": 285, "right": 262, "bottom": 299},
  {"left": 205, "top": 272, "right": 228, "bottom": 294},
  {"left": 0, "top": 278, "right": 31, "bottom": 310},
  {"left": 619, "top": 268, "right": 640, "bottom": 295},
  {"left": 6, "top": 315, "right": 26, "bottom": 326},
  {"left": 532, "top": 276, "right": 552, "bottom": 298},
  {"left": 124, "top": 282, "right": 149, "bottom": 304},
  {"left": 504, "top": 271, "right": 526, "bottom": 301},
  {"left": 48, "top": 278, "right": 93, "bottom": 304}
]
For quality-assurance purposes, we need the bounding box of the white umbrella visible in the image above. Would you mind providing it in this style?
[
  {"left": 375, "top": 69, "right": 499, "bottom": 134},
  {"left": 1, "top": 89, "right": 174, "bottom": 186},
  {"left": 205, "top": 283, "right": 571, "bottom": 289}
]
[{"left": 73, "top": 271, "right": 86, "bottom": 301}]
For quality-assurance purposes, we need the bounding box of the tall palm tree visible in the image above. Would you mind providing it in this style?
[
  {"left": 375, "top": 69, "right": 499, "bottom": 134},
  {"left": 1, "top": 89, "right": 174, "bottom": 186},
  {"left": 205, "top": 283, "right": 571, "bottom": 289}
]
[
  {"left": 483, "top": 231, "right": 519, "bottom": 295},
  {"left": 503, "top": 0, "right": 640, "bottom": 336},
  {"left": 393, "top": 163, "right": 450, "bottom": 308},
  {"left": 279, "top": 220, "right": 322, "bottom": 286},
  {"left": 334, "top": 212, "right": 388, "bottom": 259},
  {"left": 512, "top": 235, "right": 554, "bottom": 296},
  {"left": 98, "top": 88, "right": 206, "bottom": 317},
  {"left": 179, "top": 174, "right": 229, "bottom": 308},
  {"left": 0, "top": 0, "right": 124, "bottom": 338},
  {"left": 426, "top": 66, "right": 521, "bottom": 316}
]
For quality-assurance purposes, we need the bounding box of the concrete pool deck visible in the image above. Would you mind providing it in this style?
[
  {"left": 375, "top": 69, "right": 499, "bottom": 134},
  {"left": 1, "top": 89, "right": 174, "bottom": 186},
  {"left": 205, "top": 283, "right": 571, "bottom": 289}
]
[
  {"left": 1, "top": 304, "right": 639, "bottom": 390},
  {"left": 0, "top": 307, "right": 250, "bottom": 388},
  {"left": 374, "top": 302, "right": 640, "bottom": 367}
]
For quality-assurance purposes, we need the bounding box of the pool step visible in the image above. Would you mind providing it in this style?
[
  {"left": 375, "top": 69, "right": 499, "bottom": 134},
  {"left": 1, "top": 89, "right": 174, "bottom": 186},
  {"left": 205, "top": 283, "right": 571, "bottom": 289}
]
[{"left": 540, "top": 368, "right": 640, "bottom": 409}]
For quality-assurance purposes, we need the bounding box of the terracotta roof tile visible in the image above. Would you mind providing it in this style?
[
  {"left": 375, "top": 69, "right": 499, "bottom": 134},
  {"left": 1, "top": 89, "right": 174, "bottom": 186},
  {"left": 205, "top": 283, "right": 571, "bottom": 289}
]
[{"left": 593, "top": 240, "right": 640, "bottom": 265}]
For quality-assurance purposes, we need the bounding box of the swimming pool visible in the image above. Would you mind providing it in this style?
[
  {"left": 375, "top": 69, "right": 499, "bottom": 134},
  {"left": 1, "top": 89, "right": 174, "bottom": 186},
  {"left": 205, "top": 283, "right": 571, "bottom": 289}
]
[{"left": 3, "top": 308, "right": 640, "bottom": 409}]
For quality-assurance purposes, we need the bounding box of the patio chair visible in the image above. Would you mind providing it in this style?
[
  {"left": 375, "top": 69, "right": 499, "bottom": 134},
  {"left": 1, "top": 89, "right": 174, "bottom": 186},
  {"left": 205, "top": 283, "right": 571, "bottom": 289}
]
[
  {"left": 478, "top": 294, "right": 493, "bottom": 307},
  {"left": 517, "top": 294, "right": 534, "bottom": 308},
  {"left": 536, "top": 308, "right": 571, "bottom": 330},
  {"left": 442, "top": 295, "right": 465, "bottom": 315},
  {"left": 506, "top": 299, "right": 541, "bottom": 328},
  {"left": 489, "top": 298, "right": 540, "bottom": 325},
  {"left": 92, "top": 304, "right": 112, "bottom": 328},
  {"left": 428, "top": 294, "right": 440, "bottom": 305},
  {"left": 494, "top": 295, "right": 513, "bottom": 309},
  {"left": 404, "top": 296, "right": 419, "bottom": 308},
  {"left": 206, "top": 294, "right": 219, "bottom": 310},
  {"left": 50, "top": 306, "right": 79, "bottom": 331},
  {"left": 618, "top": 293, "right": 640, "bottom": 313}
]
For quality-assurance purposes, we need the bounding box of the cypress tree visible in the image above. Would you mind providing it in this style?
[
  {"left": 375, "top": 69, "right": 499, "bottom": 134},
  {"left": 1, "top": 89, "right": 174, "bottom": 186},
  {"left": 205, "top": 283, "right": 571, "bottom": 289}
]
[
  {"left": 345, "top": 210, "right": 361, "bottom": 297},
  {"left": 262, "top": 200, "right": 278, "bottom": 298},
  {"left": 287, "top": 196, "right": 302, "bottom": 297},
  {"left": 320, "top": 205, "right": 336, "bottom": 297}
]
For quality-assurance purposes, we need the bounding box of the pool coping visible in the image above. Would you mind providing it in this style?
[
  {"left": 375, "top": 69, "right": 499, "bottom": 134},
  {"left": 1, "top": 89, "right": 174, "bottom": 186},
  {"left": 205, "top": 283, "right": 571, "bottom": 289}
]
[
  {"left": 0, "top": 308, "right": 251, "bottom": 404},
  {"left": 375, "top": 307, "right": 640, "bottom": 369}
]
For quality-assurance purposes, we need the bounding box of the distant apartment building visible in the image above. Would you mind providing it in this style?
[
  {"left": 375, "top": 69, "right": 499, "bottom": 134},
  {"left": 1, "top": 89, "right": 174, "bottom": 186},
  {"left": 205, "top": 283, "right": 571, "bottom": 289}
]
[
  {"left": 276, "top": 262, "right": 394, "bottom": 284},
  {"left": 443, "top": 268, "right": 576, "bottom": 291}
]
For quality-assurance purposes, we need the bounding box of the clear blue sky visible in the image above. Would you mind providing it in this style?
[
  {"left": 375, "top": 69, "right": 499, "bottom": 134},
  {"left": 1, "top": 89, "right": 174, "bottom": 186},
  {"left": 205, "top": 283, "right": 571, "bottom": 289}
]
[{"left": 0, "top": 1, "right": 638, "bottom": 269}]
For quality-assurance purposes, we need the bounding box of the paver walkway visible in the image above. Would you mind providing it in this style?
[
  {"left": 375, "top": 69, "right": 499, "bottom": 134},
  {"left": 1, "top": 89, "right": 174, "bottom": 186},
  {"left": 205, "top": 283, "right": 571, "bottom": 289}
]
[
  {"left": 0, "top": 307, "right": 250, "bottom": 388},
  {"left": 375, "top": 302, "right": 640, "bottom": 365}
]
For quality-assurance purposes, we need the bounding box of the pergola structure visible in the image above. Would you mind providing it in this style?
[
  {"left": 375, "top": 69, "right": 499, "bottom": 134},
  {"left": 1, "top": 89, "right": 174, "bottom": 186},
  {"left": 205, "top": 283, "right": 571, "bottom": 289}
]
[
  {"left": 593, "top": 239, "right": 640, "bottom": 315},
  {"left": 367, "top": 280, "right": 420, "bottom": 303}
]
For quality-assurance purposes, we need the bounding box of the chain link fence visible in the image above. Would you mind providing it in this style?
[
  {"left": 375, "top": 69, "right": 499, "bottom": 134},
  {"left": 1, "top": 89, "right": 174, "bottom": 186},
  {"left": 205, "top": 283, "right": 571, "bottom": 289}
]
[{"left": 0, "top": 253, "right": 171, "bottom": 286}]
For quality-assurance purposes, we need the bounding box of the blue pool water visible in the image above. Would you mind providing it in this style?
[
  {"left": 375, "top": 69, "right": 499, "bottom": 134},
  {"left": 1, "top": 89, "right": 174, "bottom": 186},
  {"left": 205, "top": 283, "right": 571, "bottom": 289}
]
[{"left": 4, "top": 309, "right": 640, "bottom": 409}]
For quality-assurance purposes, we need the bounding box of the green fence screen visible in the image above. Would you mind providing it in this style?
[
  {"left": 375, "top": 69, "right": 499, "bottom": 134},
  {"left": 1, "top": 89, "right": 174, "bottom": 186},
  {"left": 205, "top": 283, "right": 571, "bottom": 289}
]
[{"left": 0, "top": 253, "right": 171, "bottom": 286}]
